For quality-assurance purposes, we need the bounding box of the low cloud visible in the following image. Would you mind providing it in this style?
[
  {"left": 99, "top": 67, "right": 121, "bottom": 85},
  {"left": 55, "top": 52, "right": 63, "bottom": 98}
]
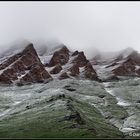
[{"left": 0, "top": 2, "right": 140, "bottom": 59}]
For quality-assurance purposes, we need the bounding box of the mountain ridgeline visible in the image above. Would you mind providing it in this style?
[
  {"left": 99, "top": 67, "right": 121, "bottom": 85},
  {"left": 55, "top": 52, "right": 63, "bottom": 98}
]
[
  {"left": 0, "top": 43, "right": 140, "bottom": 86},
  {"left": 0, "top": 43, "right": 99, "bottom": 86}
]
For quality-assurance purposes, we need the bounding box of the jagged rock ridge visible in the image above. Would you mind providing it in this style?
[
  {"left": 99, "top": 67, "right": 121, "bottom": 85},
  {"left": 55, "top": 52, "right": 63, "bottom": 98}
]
[
  {"left": 0, "top": 43, "right": 52, "bottom": 85},
  {"left": 44, "top": 48, "right": 99, "bottom": 81},
  {"left": 2, "top": 43, "right": 140, "bottom": 84},
  {"left": 0, "top": 43, "right": 99, "bottom": 85}
]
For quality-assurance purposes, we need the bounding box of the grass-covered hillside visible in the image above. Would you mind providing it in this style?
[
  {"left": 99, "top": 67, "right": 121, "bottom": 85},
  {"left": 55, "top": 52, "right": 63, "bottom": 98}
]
[{"left": 0, "top": 79, "right": 125, "bottom": 138}]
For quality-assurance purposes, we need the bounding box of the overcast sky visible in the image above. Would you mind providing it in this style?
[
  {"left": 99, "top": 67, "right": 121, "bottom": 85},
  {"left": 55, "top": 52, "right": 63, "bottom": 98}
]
[{"left": 0, "top": 2, "right": 140, "bottom": 57}]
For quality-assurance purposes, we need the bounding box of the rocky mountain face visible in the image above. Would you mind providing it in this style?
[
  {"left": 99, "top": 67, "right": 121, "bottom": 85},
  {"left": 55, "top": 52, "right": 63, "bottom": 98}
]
[
  {"left": 0, "top": 43, "right": 99, "bottom": 85},
  {"left": 45, "top": 47, "right": 99, "bottom": 81},
  {"left": 92, "top": 48, "right": 140, "bottom": 81},
  {"left": 111, "top": 51, "right": 140, "bottom": 76},
  {"left": 47, "top": 46, "right": 70, "bottom": 67},
  {"left": 1, "top": 43, "right": 140, "bottom": 85},
  {"left": 0, "top": 44, "right": 52, "bottom": 85}
]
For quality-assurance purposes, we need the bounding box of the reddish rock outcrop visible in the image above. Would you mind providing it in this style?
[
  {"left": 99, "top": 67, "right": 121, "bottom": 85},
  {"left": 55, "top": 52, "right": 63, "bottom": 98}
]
[
  {"left": 2, "top": 68, "right": 18, "bottom": 80},
  {"left": 0, "top": 44, "right": 40, "bottom": 70},
  {"left": 50, "top": 64, "right": 62, "bottom": 74},
  {"left": 48, "top": 46, "right": 69, "bottom": 67},
  {"left": 69, "top": 64, "right": 79, "bottom": 76},
  {"left": 110, "top": 50, "right": 140, "bottom": 77},
  {"left": 72, "top": 52, "right": 89, "bottom": 67},
  {"left": 59, "top": 72, "right": 70, "bottom": 80},
  {"left": 84, "top": 62, "right": 98, "bottom": 80},
  {"left": 0, "top": 54, "right": 21, "bottom": 70},
  {"left": 20, "top": 63, "right": 52, "bottom": 83},
  {"left": 0, "top": 74, "right": 12, "bottom": 84},
  {"left": 112, "top": 58, "right": 136, "bottom": 76},
  {"left": 0, "top": 43, "right": 52, "bottom": 85}
]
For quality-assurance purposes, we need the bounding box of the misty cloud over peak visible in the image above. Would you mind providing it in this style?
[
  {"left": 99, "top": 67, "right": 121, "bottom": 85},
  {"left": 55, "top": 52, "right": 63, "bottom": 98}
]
[{"left": 0, "top": 2, "right": 140, "bottom": 59}]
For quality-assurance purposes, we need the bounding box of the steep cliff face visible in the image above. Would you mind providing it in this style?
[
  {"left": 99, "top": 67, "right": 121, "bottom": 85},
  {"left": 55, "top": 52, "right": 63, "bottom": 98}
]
[
  {"left": 84, "top": 62, "right": 98, "bottom": 80},
  {"left": 48, "top": 46, "right": 70, "bottom": 67},
  {"left": 72, "top": 51, "right": 89, "bottom": 67},
  {"left": 0, "top": 43, "right": 52, "bottom": 85},
  {"left": 2, "top": 42, "right": 140, "bottom": 84},
  {"left": 41, "top": 47, "right": 99, "bottom": 81},
  {"left": 0, "top": 43, "right": 99, "bottom": 85}
]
